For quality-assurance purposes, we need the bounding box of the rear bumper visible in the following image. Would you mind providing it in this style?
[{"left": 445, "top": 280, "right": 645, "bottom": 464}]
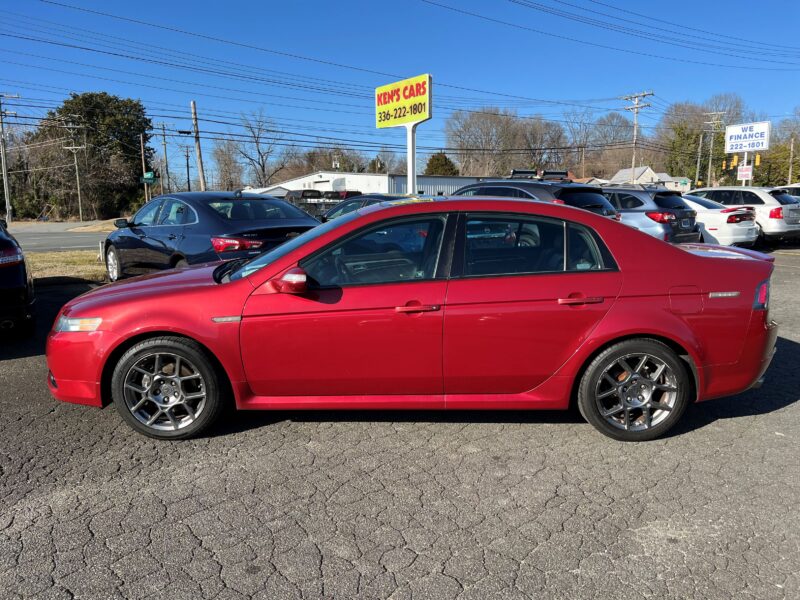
[
  {"left": 671, "top": 230, "right": 703, "bottom": 244},
  {"left": 699, "top": 316, "right": 778, "bottom": 401}
]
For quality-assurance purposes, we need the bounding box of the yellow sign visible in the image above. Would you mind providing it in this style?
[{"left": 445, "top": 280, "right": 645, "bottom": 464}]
[{"left": 375, "top": 74, "right": 432, "bottom": 129}]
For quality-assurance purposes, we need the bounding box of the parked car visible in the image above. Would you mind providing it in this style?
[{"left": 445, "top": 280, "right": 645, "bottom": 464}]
[
  {"left": 601, "top": 185, "right": 702, "bottom": 243},
  {"left": 104, "top": 192, "right": 319, "bottom": 281},
  {"left": 284, "top": 189, "right": 323, "bottom": 203},
  {"left": 322, "top": 190, "right": 362, "bottom": 202},
  {"left": 454, "top": 179, "right": 619, "bottom": 218},
  {"left": 0, "top": 218, "right": 35, "bottom": 336},
  {"left": 681, "top": 194, "right": 757, "bottom": 246},
  {"left": 321, "top": 194, "right": 408, "bottom": 222},
  {"left": 690, "top": 187, "right": 800, "bottom": 243},
  {"left": 48, "top": 197, "right": 777, "bottom": 442}
]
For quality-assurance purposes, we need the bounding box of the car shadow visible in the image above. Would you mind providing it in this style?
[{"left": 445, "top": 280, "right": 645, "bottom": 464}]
[
  {"left": 212, "top": 335, "right": 800, "bottom": 439},
  {"left": 0, "top": 280, "right": 96, "bottom": 362}
]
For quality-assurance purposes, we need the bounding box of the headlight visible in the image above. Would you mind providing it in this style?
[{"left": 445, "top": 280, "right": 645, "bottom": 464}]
[{"left": 54, "top": 316, "right": 103, "bottom": 332}]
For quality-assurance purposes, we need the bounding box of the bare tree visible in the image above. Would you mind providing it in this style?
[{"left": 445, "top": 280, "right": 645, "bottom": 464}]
[
  {"left": 236, "top": 110, "right": 289, "bottom": 187},
  {"left": 212, "top": 138, "right": 244, "bottom": 190}
]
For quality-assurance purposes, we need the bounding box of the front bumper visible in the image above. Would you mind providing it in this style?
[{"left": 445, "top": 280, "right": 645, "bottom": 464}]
[{"left": 45, "top": 329, "right": 117, "bottom": 408}]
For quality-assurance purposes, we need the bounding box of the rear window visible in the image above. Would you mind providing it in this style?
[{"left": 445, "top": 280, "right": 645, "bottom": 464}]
[
  {"left": 207, "top": 198, "right": 309, "bottom": 221},
  {"left": 769, "top": 191, "right": 800, "bottom": 205},
  {"left": 683, "top": 195, "right": 723, "bottom": 210},
  {"left": 653, "top": 193, "right": 689, "bottom": 209},
  {"left": 560, "top": 191, "right": 614, "bottom": 210}
]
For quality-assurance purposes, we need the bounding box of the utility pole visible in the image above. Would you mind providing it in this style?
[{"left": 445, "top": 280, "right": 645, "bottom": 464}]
[
  {"left": 139, "top": 133, "right": 150, "bottom": 202},
  {"left": 62, "top": 119, "right": 86, "bottom": 222},
  {"left": 155, "top": 122, "right": 172, "bottom": 194},
  {"left": 695, "top": 131, "right": 704, "bottom": 186},
  {"left": 179, "top": 145, "right": 192, "bottom": 191},
  {"left": 0, "top": 93, "right": 19, "bottom": 222},
  {"left": 190, "top": 101, "right": 207, "bottom": 191},
  {"left": 704, "top": 112, "right": 725, "bottom": 187},
  {"left": 581, "top": 146, "right": 586, "bottom": 179},
  {"left": 789, "top": 135, "right": 795, "bottom": 185},
  {"left": 622, "top": 91, "right": 653, "bottom": 183}
]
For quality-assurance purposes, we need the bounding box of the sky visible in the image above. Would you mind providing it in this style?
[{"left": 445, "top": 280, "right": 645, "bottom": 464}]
[{"left": 2, "top": 0, "right": 800, "bottom": 181}]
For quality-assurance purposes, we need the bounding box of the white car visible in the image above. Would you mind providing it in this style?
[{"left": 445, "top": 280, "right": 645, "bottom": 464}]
[
  {"left": 682, "top": 194, "right": 758, "bottom": 246},
  {"left": 690, "top": 186, "right": 800, "bottom": 243}
]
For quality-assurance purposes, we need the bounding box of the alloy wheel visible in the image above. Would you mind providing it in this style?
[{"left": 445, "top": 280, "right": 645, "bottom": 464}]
[
  {"left": 594, "top": 353, "right": 678, "bottom": 432},
  {"left": 106, "top": 250, "right": 119, "bottom": 281},
  {"left": 122, "top": 352, "right": 207, "bottom": 432}
]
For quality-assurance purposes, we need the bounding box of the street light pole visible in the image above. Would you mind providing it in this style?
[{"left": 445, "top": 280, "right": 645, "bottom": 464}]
[{"left": 0, "top": 93, "right": 19, "bottom": 222}]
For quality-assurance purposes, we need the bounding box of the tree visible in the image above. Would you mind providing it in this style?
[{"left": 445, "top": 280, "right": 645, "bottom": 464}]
[
  {"left": 212, "top": 138, "right": 244, "bottom": 190},
  {"left": 236, "top": 109, "right": 288, "bottom": 187},
  {"left": 21, "top": 92, "right": 153, "bottom": 218},
  {"left": 423, "top": 152, "right": 459, "bottom": 176}
]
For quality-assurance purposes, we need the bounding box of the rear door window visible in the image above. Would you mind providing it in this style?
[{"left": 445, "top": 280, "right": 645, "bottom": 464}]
[
  {"left": 740, "top": 191, "right": 764, "bottom": 205},
  {"left": 326, "top": 199, "right": 361, "bottom": 219},
  {"left": 712, "top": 190, "right": 736, "bottom": 205},
  {"left": 158, "top": 199, "right": 192, "bottom": 225},
  {"left": 616, "top": 193, "right": 644, "bottom": 209}
]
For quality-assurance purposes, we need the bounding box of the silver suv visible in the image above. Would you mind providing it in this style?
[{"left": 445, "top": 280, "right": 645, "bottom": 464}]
[
  {"left": 601, "top": 185, "right": 701, "bottom": 243},
  {"left": 691, "top": 187, "right": 800, "bottom": 243}
]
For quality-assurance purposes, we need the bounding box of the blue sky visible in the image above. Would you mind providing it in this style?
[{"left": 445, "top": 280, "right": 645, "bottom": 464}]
[{"left": 2, "top": 0, "right": 799, "bottom": 178}]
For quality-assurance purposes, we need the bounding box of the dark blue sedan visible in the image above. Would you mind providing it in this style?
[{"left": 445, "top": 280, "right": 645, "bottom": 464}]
[{"left": 104, "top": 192, "right": 319, "bottom": 281}]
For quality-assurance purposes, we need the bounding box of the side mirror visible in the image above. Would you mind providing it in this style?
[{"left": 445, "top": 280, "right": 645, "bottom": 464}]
[
  {"left": 272, "top": 267, "right": 308, "bottom": 294},
  {"left": 114, "top": 218, "right": 130, "bottom": 229},
  {"left": 318, "top": 214, "right": 328, "bottom": 223}
]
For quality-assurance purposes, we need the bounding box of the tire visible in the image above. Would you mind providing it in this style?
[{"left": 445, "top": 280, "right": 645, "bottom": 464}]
[
  {"left": 106, "top": 245, "right": 122, "bottom": 282},
  {"left": 577, "top": 339, "right": 691, "bottom": 441},
  {"left": 111, "top": 336, "right": 225, "bottom": 440},
  {"left": 174, "top": 258, "right": 189, "bottom": 269}
]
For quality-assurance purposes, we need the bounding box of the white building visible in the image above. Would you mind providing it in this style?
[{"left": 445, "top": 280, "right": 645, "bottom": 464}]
[
  {"left": 609, "top": 166, "right": 691, "bottom": 193},
  {"left": 246, "top": 171, "right": 482, "bottom": 200}
]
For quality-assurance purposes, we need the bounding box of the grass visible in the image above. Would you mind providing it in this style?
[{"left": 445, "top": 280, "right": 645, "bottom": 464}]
[
  {"left": 28, "top": 250, "right": 107, "bottom": 284},
  {"left": 67, "top": 219, "right": 117, "bottom": 233}
]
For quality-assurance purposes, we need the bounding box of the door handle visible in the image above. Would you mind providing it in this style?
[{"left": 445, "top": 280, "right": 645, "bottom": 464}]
[
  {"left": 168, "top": 233, "right": 178, "bottom": 240},
  {"left": 557, "top": 296, "right": 604, "bottom": 305},
  {"left": 395, "top": 304, "right": 440, "bottom": 313}
]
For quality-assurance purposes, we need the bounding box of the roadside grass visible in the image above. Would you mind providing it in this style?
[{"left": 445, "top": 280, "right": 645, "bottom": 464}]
[
  {"left": 67, "top": 220, "right": 116, "bottom": 233},
  {"left": 28, "top": 250, "right": 107, "bottom": 284}
]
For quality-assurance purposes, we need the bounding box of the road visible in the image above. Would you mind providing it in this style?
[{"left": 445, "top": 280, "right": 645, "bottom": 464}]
[
  {"left": 1, "top": 252, "right": 799, "bottom": 599},
  {"left": 7, "top": 222, "right": 107, "bottom": 253}
]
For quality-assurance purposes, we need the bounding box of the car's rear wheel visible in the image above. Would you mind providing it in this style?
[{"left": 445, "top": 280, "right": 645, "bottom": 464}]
[
  {"left": 174, "top": 258, "right": 188, "bottom": 269},
  {"left": 106, "top": 245, "right": 121, "bottom": 282},
  {"left": 577, "top": 339, "right": 690, "bottom": 441},
  {"left": 111, "top": 336, "right": 224, "bottom": 440}
]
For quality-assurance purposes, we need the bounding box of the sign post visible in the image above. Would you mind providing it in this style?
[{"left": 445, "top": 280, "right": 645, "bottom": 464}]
[
  {"left": 725, "top": 121, "right": 770, "bottom": 186},
  {"left": 375, "top": 74, "right": 432, "bottom": 194}
]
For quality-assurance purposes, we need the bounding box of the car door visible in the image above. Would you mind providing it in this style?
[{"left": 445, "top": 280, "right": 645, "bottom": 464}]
[
  {"left": 239, "top": 214, "right": 454, "bottom": 400},
  {"left": 443, "top": 213, "right": 622, "bottom": 396},
  {"left": 147, "top": 198, "right": 190, "bottom": 268},
  {"left": 119, "top": 199, "right": 163, "bottom": 272}
]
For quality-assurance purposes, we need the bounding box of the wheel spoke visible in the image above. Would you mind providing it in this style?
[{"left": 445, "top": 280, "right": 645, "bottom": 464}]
[
  {"left": 184, "top": 391, "right": 206, "bottom": 401},
  {"left": 642, "top": 404, "right": 652, "bottom": 428},
  {"left": 180, "top": 402, "right": 196, "bottom": 420},
  {"left": 617, "top": 359, "right": 634, "bottom": 378},
  {"left": 125, "top": 382, "right": 146, "bottom": 394},
  {"left": 174, "top": 356, "right": 182, "bottom": 378},
  {"left": 653, "top": 383, "right": 677, "bottom": 392},
  {"left": 597, "top": 388, "right": 617, "bottom": 400},
  {"left": 650, "top": 401, "right": 673, "bottom": 412},
  {"left": 634, "top": 355, "right": 648, "bottom": 373},
  {"left": 153, "top": 354, "right": 162, "bottom": 374},
  {"left": 178, "top": 373, "right": 201, "bottom": 382},
  {"left": 131, "top": 397, "right": 149, "bottom": 412},
  {"left": 602, "top": 373, "right": 618, "bottom": 387},
  {"left": 165, "top": 408, "right": 179, "bottom": 430},
  {"left": 649, "top": 362, "right": 666, "bottom": 382},
  {"left": 132, "top": 366, "right": 152, "bottom": 377},
  {"left": 602, "top": 404, "right": 625, "bottom": 417},
  {"left": 145, "top": 409, "right": 163, "bottom": 426},
  {"left": 622, "top": 407, "right": 630, "bottom": 430}
]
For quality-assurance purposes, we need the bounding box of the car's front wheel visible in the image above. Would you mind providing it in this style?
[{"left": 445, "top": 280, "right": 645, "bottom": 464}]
[
  {"left": 577, "top": 339, "right": 691, "bottom": 441},
  {"left": 111, "top": 336, "right": 225, "bottom": 440},
  {"left": 106, "top": 245, "right": 122, "bottom": 282}
]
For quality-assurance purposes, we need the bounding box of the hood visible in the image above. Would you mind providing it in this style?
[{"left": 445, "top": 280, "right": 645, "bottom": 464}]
[{"left": 63, "top": 263, "right": 225, "bottom": 315}]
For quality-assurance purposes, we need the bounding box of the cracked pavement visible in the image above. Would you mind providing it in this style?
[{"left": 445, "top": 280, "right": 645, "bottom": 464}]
[{"left": 1, "top": 250, "right": 799, "bottom": 599}]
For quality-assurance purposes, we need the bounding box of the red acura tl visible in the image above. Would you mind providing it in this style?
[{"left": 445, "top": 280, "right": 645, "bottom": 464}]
[{"left": 46, "top": 198, "right": 777, "bottom": 441}]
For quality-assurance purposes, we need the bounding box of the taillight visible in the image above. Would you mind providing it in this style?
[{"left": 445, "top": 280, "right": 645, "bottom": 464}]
[
  {"left": 768, "top": 207, "right": 783, "bottom": 219},
  {"left": 0, "top": 247, "right": 23, "bottom": 267},
  {"left": 552, "top": 199, "right": 565, "bottom": 205},
  {"left": 645, "top": 211, "right": 676, "bottom": 224},
  {"left": 753, "top": 280, "right": 770, "bottom": 310},
  {"left": 726, "top": 212, "right": 755, "bottom": 223},
  {"left": 211, "top": 236, "right": 264, "bottom": 253}
]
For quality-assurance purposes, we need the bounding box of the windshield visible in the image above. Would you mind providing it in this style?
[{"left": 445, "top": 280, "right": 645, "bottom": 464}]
[
  {"left": 769, "top": 191, "right": 800, "bottom": 205},
  {"left": 683, "top": 195, "right": 723, "bottom": 210},
  {"left": 207, "top": 197, "right": 309, "bottom": 221},
  {"left": 229, "top": 210, "right": 360, "bottom": 281}
]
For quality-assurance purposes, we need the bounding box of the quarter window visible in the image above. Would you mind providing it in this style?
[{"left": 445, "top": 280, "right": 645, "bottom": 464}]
[
  {"left": 616, "top": 193, "right": 644, "bottom": 209},
  {"left": 568, "top": 224, "right": 604, "bottom": 271},
  {"left": 302, "top": 216, "right": 447, "bottom": 287},
  {"left": 740, "top": 191, "right": 765, "bottom": 205}
]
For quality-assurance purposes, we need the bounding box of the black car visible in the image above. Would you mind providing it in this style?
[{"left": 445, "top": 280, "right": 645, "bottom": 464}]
[
  {"left": 453, "top": 178, "right": 619, "bottom": 218},
  {"left": 105, "top": 192, "right": 319, "bottom": 281},
  {"left": 321, "top": 194, "right": 408, "bottom": 222},
  {"left": 0, "top": 218, "right": 35, "bottom": 336}
]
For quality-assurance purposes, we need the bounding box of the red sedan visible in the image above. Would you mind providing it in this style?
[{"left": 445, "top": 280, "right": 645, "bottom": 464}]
[{"left": 46, "top": 198, "right": 777, "bottom": 441}]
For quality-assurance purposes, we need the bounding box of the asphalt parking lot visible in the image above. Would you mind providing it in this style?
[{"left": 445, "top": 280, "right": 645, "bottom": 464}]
[{"left": 1, "top": 250, "right": 799, "bottom": 600}]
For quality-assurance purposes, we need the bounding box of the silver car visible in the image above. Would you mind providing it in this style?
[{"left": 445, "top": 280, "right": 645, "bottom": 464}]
[
  {"left": 601, "top": 185, "right": 702, "bottom": 243},
  {"left": 691, "top": 187, "right": 800, "bottom": 243}
]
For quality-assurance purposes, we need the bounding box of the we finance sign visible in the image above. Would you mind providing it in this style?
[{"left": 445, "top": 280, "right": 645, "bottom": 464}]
[
  {"left": 725, "top": 121, "right": 771, "bottom": 154},
  {"left": 375, "top": 74, "right": 431, "bottom": 129}
]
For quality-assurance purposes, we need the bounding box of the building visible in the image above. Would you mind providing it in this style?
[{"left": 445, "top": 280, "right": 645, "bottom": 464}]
[
  {"left": 609, "top": 166, "right": 691, "bottom": 193},
  {"left": 246, "top": 171, "right": 482, "bottom": 200}
]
